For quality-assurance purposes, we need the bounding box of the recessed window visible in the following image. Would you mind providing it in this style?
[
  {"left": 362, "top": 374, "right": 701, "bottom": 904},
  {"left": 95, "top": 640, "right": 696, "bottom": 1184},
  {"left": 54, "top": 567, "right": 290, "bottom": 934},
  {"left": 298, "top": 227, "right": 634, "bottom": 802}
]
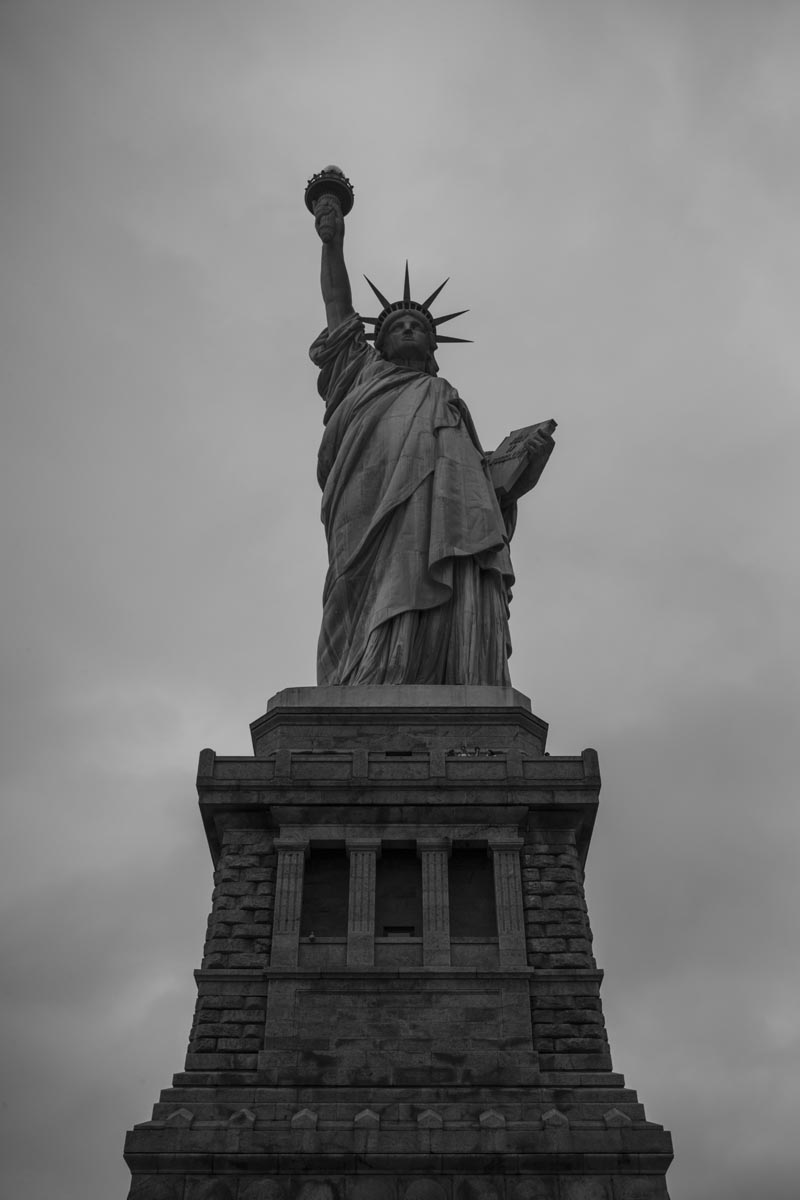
[
  {"left": 375, "top": 847, "right": 422, "bottom": 937},
  {"left": 300, "top": 847, "right": 348, "bottom": 937},
  {"left": 449, "top": 847, "right": 497, "bottom": 937}
]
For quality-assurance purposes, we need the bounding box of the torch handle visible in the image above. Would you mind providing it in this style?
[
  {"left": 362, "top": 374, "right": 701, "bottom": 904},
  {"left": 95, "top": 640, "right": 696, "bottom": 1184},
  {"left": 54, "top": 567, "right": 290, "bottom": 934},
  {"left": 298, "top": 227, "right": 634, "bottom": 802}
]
[{"left": 313, "top": 192, "right": 344, "bottom": 244}]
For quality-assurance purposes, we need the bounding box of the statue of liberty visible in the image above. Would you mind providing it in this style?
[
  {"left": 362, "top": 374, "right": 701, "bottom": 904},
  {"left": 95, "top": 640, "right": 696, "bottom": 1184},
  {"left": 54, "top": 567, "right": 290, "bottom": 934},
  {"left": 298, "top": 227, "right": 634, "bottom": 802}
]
[{"left": 306, "top": 167, "right": 555, "bottom": 687}]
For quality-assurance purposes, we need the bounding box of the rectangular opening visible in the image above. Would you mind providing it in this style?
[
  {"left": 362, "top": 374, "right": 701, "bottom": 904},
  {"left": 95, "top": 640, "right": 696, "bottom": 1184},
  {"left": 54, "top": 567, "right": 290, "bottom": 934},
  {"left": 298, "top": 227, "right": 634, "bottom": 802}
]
[
  {"left": 449, "top": 846, "right": 497, "bottom": 937},
  {"left": 300, "top": 847, "right": 348, "bottom": 937},
  {"left": 375, "top": 847, "right": 422, "bottom": 937}
]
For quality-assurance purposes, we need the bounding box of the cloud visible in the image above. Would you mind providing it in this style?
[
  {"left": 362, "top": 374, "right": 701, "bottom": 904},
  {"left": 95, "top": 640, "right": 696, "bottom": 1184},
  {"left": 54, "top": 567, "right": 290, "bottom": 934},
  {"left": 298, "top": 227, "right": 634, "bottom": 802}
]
[{"left": 2, "top": 3, "right": 799, "bottom": 1198}]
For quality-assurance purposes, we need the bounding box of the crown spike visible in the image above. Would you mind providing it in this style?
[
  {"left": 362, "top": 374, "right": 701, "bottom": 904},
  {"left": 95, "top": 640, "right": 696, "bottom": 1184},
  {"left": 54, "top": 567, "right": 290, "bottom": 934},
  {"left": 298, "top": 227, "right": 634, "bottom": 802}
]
[
  {"left": 363, "top": 275, "right": 392, "bottom": 310},
  {"left": 421, "top": 278, "right": 449, "bottom": 310},
  {"left": 433, "top": 309, "right": 469, "bottom": 327},
  {"left": 435, "top": 334, "right": 473, "bottom": 344},
  {"left": 403, "top": 261, "right": 411, "bottom": 303}
]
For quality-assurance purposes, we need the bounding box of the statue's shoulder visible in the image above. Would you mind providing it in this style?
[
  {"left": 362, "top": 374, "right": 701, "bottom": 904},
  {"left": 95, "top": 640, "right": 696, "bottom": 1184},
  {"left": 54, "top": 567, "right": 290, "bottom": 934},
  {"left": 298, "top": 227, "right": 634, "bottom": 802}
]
[
  {"left": 310, "top": 313, "right": 374, "bottom": 366},
  {"left": 313, "top": 314, "right": 387, "bottom": 411}
]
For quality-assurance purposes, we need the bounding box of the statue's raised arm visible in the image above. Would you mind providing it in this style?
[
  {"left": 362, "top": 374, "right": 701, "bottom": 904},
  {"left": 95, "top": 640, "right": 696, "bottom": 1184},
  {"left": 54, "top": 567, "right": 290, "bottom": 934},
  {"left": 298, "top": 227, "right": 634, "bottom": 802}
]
[{"left": 305, "top": 166, "right": 355, "bottom": 332}]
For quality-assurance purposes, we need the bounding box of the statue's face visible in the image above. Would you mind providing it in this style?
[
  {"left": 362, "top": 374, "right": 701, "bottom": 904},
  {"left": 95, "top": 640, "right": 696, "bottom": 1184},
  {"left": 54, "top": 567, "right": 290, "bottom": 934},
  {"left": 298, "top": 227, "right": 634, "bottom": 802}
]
[{"left": 379, "top": 311, "right": 434, "bottom": 363}]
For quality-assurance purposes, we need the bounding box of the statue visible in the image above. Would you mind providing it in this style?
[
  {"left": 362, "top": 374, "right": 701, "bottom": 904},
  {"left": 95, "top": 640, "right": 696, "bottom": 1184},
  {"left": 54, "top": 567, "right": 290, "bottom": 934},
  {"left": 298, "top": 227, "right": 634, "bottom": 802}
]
[{"left": 305, "top": 166, "right": 555, "bottom": 687}]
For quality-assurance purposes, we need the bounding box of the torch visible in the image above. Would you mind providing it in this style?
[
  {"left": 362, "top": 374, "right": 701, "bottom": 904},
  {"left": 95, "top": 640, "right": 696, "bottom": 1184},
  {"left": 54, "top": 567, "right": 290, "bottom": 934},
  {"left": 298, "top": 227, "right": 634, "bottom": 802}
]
[{"left": 304, "top": 165, "right": 354, "bottom": 242}]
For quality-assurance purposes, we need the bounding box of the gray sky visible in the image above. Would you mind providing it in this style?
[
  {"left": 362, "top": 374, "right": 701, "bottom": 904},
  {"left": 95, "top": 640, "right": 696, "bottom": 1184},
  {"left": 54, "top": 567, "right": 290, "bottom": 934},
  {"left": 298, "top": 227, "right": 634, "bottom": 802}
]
[{"left": 1, "top": 2, "right": 798, "bottom": 1197}]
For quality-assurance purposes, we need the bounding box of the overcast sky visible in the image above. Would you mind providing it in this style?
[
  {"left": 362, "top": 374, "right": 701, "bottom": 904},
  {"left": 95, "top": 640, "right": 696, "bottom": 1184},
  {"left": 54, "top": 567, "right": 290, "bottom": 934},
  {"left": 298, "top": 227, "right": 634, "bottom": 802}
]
[{"left": 1, "top": 2, "right": 798, "bottom": 1198}]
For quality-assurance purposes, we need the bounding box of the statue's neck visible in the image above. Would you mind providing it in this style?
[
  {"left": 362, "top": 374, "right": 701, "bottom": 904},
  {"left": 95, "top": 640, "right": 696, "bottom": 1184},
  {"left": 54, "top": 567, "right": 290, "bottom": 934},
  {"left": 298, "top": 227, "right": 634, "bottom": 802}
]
[{"left": 388, "top": 354, "right": 429, "bottom": 374}]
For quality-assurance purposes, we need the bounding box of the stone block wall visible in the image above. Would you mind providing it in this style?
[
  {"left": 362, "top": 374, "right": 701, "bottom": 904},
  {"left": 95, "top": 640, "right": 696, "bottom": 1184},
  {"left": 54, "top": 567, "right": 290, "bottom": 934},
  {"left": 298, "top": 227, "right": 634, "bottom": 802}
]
[
  {"left": 521, "top": 832, "right": 595, "bottom": 971},
  {"left": 200, "top": 830, "right": 277, "bottom": 970},
  {"left": 522, "top": 830, "right": 611, "bottom": 1072},
  {"left": 186, "top": 828, "right": 275, "bottom": 1069},
  {"left": 530, "top": 974, "right": 611, "bottom": 1072}
]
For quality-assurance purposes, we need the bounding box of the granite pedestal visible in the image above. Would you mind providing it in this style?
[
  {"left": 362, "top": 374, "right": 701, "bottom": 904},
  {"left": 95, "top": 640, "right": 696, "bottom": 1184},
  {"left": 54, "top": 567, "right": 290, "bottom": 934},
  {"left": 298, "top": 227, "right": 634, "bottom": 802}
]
[{"left": 123, "top": 686, "right": 673, "bottom": 1200}]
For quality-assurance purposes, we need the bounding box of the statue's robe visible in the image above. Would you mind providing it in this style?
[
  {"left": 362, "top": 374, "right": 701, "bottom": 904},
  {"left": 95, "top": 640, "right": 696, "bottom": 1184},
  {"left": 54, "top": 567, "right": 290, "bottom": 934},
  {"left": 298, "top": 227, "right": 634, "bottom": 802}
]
[{"left": 310, "top": 314, "right": 514, "bottom": 686}]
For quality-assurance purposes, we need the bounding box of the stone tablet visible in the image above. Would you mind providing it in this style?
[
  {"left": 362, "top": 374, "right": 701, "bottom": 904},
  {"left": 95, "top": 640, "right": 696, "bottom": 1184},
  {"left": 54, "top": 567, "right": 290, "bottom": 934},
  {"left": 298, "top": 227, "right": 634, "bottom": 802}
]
[{"left": 487, "top": 420, "right": 557, "bottom": 505}]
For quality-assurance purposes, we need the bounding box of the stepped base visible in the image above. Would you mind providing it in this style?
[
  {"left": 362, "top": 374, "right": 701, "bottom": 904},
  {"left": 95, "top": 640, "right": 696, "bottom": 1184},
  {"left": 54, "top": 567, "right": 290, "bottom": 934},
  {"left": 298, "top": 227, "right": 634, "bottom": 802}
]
[{"left": 126, "top": 1070, "right": 672, "bottom": 1199}]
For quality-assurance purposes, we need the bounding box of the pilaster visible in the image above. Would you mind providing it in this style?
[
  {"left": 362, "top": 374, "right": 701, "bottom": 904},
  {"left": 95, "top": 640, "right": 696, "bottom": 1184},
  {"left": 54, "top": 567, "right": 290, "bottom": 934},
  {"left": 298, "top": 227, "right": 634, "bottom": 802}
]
[
  {"left": 489, "top": 837, "right": 527, "bottom": 966},
  {"left": 346, "top": 839, "right": 380, "bottom": 966},
  {"left": 418, "top": 839, "right": 451, "bottom": 967},
  {"left": 269, "top": 839, "right": 307, "bottom": 967}
]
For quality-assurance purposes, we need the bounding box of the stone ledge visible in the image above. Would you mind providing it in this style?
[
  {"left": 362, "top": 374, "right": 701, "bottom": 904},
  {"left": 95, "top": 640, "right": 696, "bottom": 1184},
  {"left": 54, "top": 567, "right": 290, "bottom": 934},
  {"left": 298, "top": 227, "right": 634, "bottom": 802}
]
[
  {"left": 532, "top": 969, "right": 605, "bottom": 982},
  {"left": 146, "top": 1113, "right": 656, "bottom": 1132},
  {"left": 200, "top": 753, "right": 597, "bottom": 786},
  {"left": 194, "top": 970, "right": 268, "bottom": 983},
  {"left": 123, "top": 1143, "right": 674, "bottom": 1175},
  {"left": 260, "top": 967, "right": 537, "bottom": 979},
  {"left": 124, "top": 1121, "right": 675, "bottom": 1148},
  {"left": 249, "top": 686, "right": 551, "bottom": 760},
  {"left": 160, "top": 1079, "right": 637, "bottom": 1100},
  {"left": 266, "top": 685, "right": 533, "bottom": 711}
]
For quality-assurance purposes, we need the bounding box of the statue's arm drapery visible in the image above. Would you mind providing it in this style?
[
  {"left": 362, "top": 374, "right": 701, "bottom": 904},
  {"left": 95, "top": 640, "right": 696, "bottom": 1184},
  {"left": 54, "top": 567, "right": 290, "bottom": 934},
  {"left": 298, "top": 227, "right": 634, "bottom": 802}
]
[{"left": 310, "top": 315, "right": 372, "bottom": 411}]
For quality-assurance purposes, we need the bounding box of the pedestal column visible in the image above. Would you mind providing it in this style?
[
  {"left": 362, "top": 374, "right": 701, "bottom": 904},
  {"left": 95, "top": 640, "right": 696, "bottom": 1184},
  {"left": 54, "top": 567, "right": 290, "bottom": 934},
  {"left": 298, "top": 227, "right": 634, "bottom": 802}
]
[
  {"left": 490, "top": 837, "right": 527, "bottom": 966},
  {"left": 418, "top": 839, "right": 451, "bottom": 966},
  {"left": 346, "top": 840, "right": 380, "bottom": 966},
  {"left": 270, "top": 839, "right": 307, "bottom": 967}
]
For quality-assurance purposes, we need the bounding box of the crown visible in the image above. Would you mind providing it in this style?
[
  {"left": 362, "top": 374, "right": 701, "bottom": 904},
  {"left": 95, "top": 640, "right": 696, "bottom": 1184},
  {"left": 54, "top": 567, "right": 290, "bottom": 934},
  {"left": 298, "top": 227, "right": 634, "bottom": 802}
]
[{"left": 363, "top": 263, "right": 471, "bottom": 345}]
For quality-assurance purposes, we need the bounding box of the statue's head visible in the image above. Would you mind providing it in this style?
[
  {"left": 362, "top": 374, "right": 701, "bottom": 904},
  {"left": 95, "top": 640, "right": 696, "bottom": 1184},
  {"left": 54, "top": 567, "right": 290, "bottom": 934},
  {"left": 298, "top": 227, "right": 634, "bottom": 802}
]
[
  {"left": 375, "top": 309, "right": 438, "bottom": 375},
  {"left": 364, "top": 263, "right": 471, "bottom": 376}
]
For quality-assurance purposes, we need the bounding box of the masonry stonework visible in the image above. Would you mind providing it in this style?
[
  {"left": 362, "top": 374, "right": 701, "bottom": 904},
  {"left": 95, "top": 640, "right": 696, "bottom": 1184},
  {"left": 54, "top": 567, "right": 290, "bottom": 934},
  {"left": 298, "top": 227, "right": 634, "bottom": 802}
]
[{"left": 124, "top": 686, "right": 672, "bottom": 1199}]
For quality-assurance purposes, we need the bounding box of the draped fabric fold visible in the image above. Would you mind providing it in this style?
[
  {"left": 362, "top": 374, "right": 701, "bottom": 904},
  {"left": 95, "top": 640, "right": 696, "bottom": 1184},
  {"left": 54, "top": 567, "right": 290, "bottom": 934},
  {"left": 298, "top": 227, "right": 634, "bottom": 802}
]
[{"left": 310, "top": 314, "right": 514, "bottom": 686}]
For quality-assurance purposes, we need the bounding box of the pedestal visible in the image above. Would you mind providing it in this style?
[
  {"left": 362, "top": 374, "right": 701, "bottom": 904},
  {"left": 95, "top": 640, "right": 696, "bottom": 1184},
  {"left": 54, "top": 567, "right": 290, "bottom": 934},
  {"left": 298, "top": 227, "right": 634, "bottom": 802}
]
[{"left": 123, "top": 686, "right": 673, "bottom": 1200}]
